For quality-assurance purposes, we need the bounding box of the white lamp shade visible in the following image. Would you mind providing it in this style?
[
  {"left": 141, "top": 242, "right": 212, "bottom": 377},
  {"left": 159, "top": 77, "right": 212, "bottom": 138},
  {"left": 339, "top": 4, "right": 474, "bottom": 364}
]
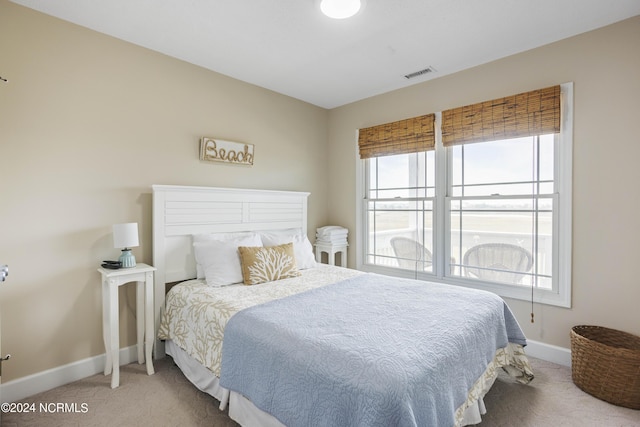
[
  {"left": 320, "top": 0, "right": 362, "bottom": 19},
  {"left": 112, "top": 223, "right": 139, "bottom": 249}
]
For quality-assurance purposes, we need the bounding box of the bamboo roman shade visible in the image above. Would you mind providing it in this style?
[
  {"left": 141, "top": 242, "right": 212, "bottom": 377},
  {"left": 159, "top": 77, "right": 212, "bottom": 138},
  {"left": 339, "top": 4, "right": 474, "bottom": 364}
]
[
  {"left": 358, "top": 114, "right": 435, "bottom": 159},
  {"left": 441, "top": 85, "right": 561, "bottom": 147}
]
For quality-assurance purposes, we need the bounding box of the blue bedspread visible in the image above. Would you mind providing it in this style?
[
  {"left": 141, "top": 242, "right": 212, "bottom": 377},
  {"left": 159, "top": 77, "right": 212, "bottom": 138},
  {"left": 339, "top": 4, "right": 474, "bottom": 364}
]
[{"left": 220, "top": 273, "right": 527, "bottom": 427}]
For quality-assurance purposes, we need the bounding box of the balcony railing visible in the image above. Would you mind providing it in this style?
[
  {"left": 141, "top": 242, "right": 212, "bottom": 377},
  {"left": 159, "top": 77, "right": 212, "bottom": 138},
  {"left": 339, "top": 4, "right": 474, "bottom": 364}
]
[{"left": 366, "top": 228, "right": 552, "bottom": 289}]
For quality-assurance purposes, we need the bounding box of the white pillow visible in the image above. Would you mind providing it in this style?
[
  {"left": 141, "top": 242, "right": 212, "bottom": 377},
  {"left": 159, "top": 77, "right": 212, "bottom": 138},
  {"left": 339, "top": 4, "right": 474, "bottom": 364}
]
[
  {"left": 259, "top": 229, "right": 317, "bottom": 270},
  {"left": 192, "top": 232, "right": 259, "bottom": 279},
  {"left": 193, "top": 234, "right": 263, "bottom": 287}
]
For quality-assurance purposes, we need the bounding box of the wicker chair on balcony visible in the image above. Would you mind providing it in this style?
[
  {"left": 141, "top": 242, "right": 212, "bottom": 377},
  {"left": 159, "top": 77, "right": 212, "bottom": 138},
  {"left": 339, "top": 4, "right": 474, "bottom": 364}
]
[
  {"left": 463, "top": 243, "right": 533, "bottom": 284},
  {"left": 390, "top": 237, "right": 433, "bottom": 271}
]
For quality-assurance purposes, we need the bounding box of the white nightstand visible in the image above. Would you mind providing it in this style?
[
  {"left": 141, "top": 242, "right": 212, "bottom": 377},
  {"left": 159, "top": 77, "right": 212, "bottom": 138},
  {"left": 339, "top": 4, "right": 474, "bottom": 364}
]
[
  {"left": 314, "top": 242, "right": 348, "bottom": 267},
  {"left": 97, "top": 263, "right": 156, "bottom": 388}
]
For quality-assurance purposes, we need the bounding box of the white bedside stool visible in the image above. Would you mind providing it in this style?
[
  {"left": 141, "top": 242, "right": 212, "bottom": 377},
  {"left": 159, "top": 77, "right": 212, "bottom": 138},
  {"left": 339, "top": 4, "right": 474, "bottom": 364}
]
[
  {"left": 315, "top": 242, "right": 348, "bottom": 267},
  {"left": 98, "top": 263, "right": 156, "bottom": 388}
]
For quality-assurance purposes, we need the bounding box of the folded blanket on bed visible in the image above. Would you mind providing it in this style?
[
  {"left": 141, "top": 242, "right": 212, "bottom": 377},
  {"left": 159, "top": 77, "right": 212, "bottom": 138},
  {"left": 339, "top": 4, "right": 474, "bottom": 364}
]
[{"left": 220, "top": 273, "right": 531, "bottom": 427}]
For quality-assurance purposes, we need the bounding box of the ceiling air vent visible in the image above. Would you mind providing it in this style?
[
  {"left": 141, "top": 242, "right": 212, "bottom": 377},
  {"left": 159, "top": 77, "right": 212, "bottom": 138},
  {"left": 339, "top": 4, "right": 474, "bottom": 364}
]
[{"left": 404, "top": 66, "right": 436, "bottom": 80}]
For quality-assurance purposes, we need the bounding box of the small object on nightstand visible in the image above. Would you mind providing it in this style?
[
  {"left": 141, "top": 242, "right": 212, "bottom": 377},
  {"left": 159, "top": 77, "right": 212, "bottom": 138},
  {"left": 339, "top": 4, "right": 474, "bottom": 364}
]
[
  {"left": 315, "top": 226, "right": 348, "bottom": 267},
  {"left": 101, "top": 260, "right": 122, "bottom": 269},
  {"left": 98, "top": 263, "right": 156, "bottom": 389}
]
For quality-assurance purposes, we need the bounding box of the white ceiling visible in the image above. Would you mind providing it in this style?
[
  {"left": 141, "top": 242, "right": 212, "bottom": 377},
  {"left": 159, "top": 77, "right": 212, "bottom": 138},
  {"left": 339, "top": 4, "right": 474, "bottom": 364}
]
[{"left": 11, "top": 0, "right": 640, "bottom": 109}]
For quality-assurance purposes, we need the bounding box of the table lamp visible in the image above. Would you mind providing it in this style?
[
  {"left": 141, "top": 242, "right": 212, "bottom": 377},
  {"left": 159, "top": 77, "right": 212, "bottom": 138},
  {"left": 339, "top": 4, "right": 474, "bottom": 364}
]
[{"left": 112, "top": 223, "right": 139, "bottom": 268}]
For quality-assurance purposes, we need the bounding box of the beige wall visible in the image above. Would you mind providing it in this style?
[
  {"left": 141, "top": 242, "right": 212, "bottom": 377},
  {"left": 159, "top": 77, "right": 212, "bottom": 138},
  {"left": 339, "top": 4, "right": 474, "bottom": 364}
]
[
  {"left": 327, "top": 16, "right": 640, "bottom": 349},
  {"left": 0, "top": 1, "right": 329, "bottom": 382}
]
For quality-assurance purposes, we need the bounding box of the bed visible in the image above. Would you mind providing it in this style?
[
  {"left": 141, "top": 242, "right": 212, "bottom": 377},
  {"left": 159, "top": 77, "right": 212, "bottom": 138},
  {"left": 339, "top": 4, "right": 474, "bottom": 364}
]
[{"left": 152, "top": 184, "right": 534, "bottom": 427}]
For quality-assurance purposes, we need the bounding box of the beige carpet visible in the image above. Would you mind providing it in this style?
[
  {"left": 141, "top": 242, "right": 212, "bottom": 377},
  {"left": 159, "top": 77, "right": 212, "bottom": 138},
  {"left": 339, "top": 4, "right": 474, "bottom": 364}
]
[{"left": 2, "top": 356, "right": 638, "bottom": 426}]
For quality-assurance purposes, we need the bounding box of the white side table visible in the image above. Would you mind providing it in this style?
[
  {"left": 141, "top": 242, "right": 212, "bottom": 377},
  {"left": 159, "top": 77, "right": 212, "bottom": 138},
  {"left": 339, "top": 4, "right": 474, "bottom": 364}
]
[
  {"left": 314, "top": 242, "right": 348, "bottom": 267},
  {"left": 98, "top": 263, "right": 156, "bottom": 388}
]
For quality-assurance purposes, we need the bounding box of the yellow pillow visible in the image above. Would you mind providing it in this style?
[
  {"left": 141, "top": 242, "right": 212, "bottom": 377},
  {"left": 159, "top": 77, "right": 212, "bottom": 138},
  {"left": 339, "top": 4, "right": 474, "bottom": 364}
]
[{"left": 238, "top": 243, "right": 301, "bottom": 285}]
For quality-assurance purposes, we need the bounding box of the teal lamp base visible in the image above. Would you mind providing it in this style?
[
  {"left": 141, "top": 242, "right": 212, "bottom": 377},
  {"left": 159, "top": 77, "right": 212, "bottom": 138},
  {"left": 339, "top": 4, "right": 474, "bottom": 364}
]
[{"left": 118, "top": 248, "right": 136, "bottom": 268}]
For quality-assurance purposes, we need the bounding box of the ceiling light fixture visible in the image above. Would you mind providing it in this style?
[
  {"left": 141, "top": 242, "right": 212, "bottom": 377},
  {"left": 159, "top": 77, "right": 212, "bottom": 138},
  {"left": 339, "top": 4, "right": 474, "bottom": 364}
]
[{"left": 320, "top": 0, "right": 362, "bottom": 19}]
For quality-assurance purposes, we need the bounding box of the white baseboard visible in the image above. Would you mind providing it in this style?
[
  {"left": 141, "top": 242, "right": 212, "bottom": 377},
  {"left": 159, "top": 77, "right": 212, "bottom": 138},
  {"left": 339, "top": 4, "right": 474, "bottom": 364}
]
[
  {"left": 525, "top": 339, "right": 572, "bottom": 367},
  {"left": 0, "top": 345, "right": 138, "bottom": 403},
  {"left": 0, "top": 340, "right": 572, "bottom": 404}
]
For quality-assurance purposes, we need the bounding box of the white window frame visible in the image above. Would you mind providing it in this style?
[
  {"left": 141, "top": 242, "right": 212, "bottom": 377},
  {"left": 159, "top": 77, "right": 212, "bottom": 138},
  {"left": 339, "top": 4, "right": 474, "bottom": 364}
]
[{"left": 356, "top": 83, "right": 573, "bottom": 308}]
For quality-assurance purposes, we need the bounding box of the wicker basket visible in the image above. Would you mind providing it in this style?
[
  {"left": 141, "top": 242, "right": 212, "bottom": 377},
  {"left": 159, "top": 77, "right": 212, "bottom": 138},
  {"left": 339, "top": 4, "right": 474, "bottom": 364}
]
[{"left": 570, "top": 325, "right": 640, "bottom": 409}]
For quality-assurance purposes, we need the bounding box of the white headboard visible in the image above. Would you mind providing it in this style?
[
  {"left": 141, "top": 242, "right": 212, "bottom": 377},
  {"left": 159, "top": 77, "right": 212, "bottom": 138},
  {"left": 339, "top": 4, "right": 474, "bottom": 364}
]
[{"left": 152, "top": 184, "right": 310, "bottom": 356}]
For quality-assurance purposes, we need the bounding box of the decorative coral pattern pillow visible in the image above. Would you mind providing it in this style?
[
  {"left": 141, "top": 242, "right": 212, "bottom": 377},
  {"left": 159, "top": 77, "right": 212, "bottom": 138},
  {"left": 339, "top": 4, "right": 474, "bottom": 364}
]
[{"left": 238, "top": 243, "right": 301, "bottom": 285}]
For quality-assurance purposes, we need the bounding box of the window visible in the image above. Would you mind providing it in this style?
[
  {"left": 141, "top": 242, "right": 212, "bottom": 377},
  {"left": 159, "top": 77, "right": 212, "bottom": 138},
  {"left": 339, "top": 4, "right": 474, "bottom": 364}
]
[
  {"left": 358, "top": 84, "right": 572, "bottom": 307},
  {"left": 366, "top": 151, "right": 435, "bottom": 270},
  {"left": 448, "top": 135, "right": 555, "bottom": 289}
]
